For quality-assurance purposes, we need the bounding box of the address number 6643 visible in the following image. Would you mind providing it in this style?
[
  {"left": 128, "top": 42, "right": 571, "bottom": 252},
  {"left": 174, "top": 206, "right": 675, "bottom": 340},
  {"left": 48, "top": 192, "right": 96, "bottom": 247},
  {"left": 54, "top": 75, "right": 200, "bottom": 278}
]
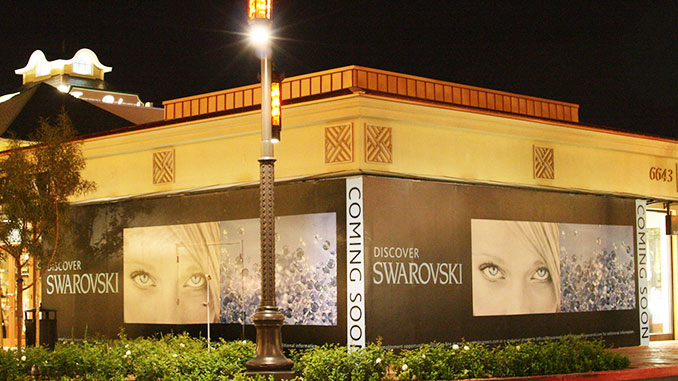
[{"left": 649, "top": 167, "right": 673, "bottom": 182}]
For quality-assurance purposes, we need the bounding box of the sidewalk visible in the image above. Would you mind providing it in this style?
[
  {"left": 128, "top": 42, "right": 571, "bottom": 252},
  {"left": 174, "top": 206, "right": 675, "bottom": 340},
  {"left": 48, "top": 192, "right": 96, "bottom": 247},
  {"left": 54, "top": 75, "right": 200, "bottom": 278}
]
[{"left": 612, "top": 340, "right": 678, "bottom": 369}]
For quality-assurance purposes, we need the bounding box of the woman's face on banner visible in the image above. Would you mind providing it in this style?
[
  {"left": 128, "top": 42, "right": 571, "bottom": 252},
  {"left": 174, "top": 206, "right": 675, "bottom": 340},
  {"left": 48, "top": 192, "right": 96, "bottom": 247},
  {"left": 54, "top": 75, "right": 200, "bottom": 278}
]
[
  {"left": 472, "top": 221, "right": 557, "bottom": 316},
  {"left": 123, "top": 227, "right": 210, "bottom": 324}
]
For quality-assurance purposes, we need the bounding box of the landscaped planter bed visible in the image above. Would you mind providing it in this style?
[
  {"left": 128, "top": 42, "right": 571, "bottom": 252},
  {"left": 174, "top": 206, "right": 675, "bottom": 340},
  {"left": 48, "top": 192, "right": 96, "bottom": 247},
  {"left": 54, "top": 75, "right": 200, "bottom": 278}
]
[{"left": 0, "top": 334, "right": 632, "bottom": 380}]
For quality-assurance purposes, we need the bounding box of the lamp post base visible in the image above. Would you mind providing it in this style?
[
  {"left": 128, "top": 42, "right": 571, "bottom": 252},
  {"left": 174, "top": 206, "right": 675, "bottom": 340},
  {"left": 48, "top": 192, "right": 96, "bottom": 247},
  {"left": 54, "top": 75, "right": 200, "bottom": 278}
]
[{"left": 245, "top": 306, "right": 294, "bottom": 377}]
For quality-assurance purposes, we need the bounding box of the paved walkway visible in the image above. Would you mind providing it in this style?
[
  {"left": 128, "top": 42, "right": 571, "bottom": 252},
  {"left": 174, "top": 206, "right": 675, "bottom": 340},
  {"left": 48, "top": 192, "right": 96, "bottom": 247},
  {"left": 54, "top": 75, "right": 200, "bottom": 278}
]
[{"left": 612, "top": 340, "right": 678, "bottom": 369}]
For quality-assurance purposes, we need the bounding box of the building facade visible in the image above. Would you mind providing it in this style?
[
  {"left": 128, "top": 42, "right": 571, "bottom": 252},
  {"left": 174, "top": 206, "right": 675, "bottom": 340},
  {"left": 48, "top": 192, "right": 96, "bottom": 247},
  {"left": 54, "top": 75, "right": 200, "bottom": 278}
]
[{"left": 5, "top": 66, "right": 677, "bottom": 348}]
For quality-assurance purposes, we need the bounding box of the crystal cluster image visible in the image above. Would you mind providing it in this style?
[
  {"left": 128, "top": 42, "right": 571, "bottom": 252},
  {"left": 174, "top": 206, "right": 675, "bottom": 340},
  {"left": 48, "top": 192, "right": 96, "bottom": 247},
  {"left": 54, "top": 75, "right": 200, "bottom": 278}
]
[
  {"left": 218, "top": 213, "right": 337, "bottom": 326},
  {"left": 559, "top": 223, "right": 635, "bottom": 312},
  {"left": 218, "top": 240, "right": 256, "bottom": 325}
]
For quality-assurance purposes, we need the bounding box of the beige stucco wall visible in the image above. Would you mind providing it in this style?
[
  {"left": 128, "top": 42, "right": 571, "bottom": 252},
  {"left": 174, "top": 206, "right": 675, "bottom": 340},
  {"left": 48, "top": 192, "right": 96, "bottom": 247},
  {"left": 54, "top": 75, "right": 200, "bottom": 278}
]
[
  {"left": 75, "top": 93, "right": 678, "bottom": 203},
  {"left": 357, "top": 95, "right": 678, "bottom": 199}
]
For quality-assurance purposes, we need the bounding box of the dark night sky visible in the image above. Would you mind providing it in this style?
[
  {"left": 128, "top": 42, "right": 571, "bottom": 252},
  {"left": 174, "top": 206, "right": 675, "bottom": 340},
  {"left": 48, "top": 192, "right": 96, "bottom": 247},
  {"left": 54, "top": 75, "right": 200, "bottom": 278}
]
[{"left": 2, "top": 1, "right": 677, "bottom": 137}]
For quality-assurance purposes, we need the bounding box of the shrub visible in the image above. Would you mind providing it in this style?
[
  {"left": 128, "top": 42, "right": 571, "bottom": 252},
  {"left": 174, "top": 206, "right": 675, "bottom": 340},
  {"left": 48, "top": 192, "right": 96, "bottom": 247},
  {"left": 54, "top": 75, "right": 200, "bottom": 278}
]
[
  {"left": 349, "top": 341, "right": 395, "bottom": 381},
  {"left": 0, "top": 349, "right": 14, "bottom": 380},
  {"left": 292, "top": 340, "right": 395, "bottom": 381},
  {"left": 396, "top": 342, "right": 493, "bottom": 380},
  {"left": 485, "top": 336, "right": 630, "bottom": 378},
  {"left": 0, "top": 333, "right": 257, "bottom": 381},
  {"left": 0, "top": 334, "right": 629, "bottom": 380},
  {"left": 395, "top": 336, "right": 629, "bottom": 380}
]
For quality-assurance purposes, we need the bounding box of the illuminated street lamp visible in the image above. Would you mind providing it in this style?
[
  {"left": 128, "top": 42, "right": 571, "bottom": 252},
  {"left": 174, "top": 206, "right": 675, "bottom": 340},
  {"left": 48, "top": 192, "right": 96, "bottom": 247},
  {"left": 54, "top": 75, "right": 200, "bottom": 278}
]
[{"left": 245, "top": 0, "right": 294, "bottom": 378}]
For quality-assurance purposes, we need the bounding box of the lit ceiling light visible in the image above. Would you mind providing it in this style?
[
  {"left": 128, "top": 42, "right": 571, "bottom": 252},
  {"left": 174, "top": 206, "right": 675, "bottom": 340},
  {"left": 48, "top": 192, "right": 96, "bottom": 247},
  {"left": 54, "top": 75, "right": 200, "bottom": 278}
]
[
  {"left": 57, "top": 85, "right": 70, "bottom": 93},
  {"left": 70, "top": 91, "right": 83, "bottom": 98},
  {"left": 102, "top": 95, "right": 115, "bottom": 103}
]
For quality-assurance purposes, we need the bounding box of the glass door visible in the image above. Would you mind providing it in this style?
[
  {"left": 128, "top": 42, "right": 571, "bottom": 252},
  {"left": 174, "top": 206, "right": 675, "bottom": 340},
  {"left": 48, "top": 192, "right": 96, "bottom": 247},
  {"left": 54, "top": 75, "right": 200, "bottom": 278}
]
[{"left": 647, "top": 210, "right": 674, "bottom": 340}]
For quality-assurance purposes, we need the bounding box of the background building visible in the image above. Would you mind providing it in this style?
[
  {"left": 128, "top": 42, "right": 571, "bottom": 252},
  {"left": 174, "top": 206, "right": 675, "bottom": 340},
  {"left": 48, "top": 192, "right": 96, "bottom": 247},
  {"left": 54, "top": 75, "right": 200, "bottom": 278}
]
[
  {"left": 0, "top": 49, "right": 163, "bottom": 348},
  {"left": 0, "top": 49, "right": 162, "bottom": 147}
]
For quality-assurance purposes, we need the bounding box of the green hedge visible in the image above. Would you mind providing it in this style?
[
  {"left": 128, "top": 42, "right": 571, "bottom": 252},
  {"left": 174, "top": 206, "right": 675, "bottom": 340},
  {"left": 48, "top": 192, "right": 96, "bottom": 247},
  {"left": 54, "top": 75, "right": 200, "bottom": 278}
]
[
  {"left": 0, "top": 333, "right": 266, "bottom": 381},
  {"left": 393, "top": 336, "right": 630, "bottom": 380},
  {"left": 0, "top": 334, "right": 629, "bottom": 380}
]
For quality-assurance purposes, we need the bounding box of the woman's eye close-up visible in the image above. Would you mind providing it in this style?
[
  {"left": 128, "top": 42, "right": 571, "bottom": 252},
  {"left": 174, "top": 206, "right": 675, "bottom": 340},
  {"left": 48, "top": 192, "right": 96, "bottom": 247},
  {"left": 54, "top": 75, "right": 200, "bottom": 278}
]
[
  {"left": 183, "top": 273, "right": 206, "bottom": 289},
  {"left": 130, "top": 270, "right": 155, "bottom": 288},
  {"left": 479, "top": 263, "right": 504, "bottom": 280},
  {"left": 531, "top": 267, "right": 551, "bottom": 281}
]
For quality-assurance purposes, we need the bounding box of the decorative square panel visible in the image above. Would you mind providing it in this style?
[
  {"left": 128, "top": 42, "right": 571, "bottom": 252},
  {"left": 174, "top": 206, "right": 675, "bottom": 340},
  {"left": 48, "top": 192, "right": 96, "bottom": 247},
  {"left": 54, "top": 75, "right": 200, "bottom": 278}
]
[
  {"left": 365, "top": 124, "right": 392, "bottom": 164},
  {"left": 325, "top": 124, "right": 353, "bottom": 163},
  {"left": 533, "top": 145, "right": 554, "bottom": 180},
  {"left": 153, "top": 149, "right": 175, "bottom": 184}
]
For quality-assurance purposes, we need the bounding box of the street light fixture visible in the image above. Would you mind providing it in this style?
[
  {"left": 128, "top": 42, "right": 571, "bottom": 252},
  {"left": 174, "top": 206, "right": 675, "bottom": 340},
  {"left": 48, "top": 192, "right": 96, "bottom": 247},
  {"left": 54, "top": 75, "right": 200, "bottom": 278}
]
[
  {"left": 248, "top": 0, "right": 271, "bottom": 20},
  {"left": 245, "top": 0, "right": 294, "bottom": 378},
  {"left": 271, "top": 74, "right": 282, "bottom": 143},
  {"left": 249, "top": 24, "right": 271, "bottom": 48}
]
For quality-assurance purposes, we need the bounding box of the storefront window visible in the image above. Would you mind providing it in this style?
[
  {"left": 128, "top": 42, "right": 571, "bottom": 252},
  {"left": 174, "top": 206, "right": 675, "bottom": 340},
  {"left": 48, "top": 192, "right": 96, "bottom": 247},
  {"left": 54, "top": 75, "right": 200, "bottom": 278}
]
[{"left": 647, "top": 211, "right": 674, "bottom": 337}]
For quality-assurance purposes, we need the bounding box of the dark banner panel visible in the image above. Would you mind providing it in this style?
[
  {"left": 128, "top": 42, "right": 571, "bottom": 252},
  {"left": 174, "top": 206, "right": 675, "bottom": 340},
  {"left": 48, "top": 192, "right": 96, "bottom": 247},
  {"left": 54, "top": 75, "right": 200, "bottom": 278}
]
[
  {"left": 363, "top": 176, "right": 638, "bottom": 348},
  {"left": 43, "top": 178, "right": 346, "bottom": 347},
  {"left": 43, "top": 254, "right": 122, "bottom": 340},
  {"left": 44, "top": 174, "right": 639, "bottom": 348}
]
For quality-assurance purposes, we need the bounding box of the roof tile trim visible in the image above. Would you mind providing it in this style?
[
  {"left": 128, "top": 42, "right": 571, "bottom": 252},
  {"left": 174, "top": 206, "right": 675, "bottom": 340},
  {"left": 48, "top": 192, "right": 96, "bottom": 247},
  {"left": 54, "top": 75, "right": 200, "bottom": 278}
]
[{"left": 162, "top": 66, "right": 579, "bottom": 123}]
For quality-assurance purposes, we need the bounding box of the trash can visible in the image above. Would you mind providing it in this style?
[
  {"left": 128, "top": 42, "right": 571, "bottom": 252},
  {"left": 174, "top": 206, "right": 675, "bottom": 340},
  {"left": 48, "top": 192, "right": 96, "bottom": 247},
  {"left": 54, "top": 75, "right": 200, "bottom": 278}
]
[{"left": 24, "top": 308, "right": 57, "bottom": 350}]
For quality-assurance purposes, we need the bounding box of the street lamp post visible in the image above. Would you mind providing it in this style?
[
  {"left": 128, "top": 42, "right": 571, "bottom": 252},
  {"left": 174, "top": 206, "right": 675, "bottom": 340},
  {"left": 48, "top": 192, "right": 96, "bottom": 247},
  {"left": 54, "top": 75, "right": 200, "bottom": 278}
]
[{"left": 245, "top": 1, "right": 294, "bottom": 378}]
